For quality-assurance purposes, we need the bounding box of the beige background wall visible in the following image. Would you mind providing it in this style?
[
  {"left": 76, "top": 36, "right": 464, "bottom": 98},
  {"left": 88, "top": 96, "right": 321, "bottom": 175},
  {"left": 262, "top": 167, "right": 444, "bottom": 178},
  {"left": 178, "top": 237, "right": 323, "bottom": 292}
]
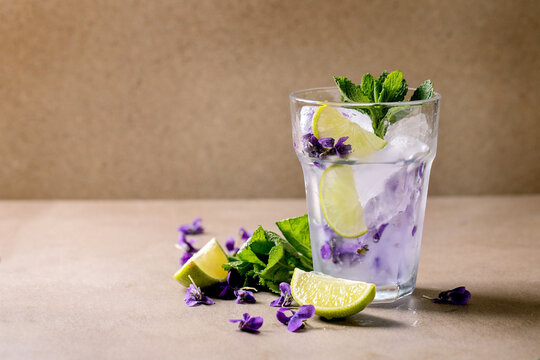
[{"left": 0, "top": 0, "right": 538, "bottom": 199}]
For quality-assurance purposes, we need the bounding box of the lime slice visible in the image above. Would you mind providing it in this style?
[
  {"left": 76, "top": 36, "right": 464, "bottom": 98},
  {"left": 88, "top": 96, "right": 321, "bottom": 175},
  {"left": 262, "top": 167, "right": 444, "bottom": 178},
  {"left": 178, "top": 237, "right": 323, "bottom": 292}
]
[
  {"left": 174, "top": 238, "right": 229, "bottom": 288},
  {"left": 291, "top": 268, "right": 376, "bottom": 319},
  {"left": 319, "top": 164, "right": 367, "bottom": 238},
  {"left": 312, "top": 105, "right": 387, "bottom": 157}
]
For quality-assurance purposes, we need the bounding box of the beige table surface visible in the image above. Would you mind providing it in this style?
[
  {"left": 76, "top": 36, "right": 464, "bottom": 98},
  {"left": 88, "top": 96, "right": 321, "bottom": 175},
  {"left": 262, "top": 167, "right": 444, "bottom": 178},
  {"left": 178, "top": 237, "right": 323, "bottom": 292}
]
[{"left": 1, "top": 197, "right": 539, "bottom": 360}]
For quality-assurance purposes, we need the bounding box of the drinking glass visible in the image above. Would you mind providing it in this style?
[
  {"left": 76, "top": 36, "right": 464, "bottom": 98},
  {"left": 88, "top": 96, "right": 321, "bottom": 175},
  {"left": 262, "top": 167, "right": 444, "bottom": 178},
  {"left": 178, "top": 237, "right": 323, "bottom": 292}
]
[{"left": 290, "top": 87, "right": 440, "bottom": 302}]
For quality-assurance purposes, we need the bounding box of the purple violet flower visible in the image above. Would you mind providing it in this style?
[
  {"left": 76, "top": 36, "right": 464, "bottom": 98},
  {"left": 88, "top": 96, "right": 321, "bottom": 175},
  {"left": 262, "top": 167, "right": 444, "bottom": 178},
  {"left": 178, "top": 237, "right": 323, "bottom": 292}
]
[
  {"left": 177, "top": 233, "right": 198, "bottom": 253},
  {"left": 320, "top": 243, "right": 332, "bottom": 260},
  {"left": 178, "top": 217, "right": 204, "bottom": 235},
  {"left": 229, "top": 313, "right": 264, "bottom": 333},
  {"left": 239, "top": 227, "right": 252, "bottom": 241},
  {"left": 270, "top": 282, "right": 293, "bottom": 307},
  {"left": 234, "top": 289, "right": 256, "bottom": 304},
  {"left": 225, "top": 237, "right": 239, "bottom": 255},
  {"left": 373, "top": 223, "right": 388, "bottom": 242},
  {"left": 302, "top": 133, "right": 352, "bottom": 159},
  {"left": 180, "top": 252, "right": 194, "bottom": 265},
  {"left": 334, "top": 136, "right": 352, "bottom": 158},
  {"left": 302, "top": 133, "right": 325, "bottom": 158},
  {"left": 184, "top": 284, "right": 214, "bottom": 307},
  {"left": 432, "top": 286, "right": 471, "bottom": 305},
  {"left": 276, "top": 305, "right": 316, "bottom": 332},
  {"left": 216, "top": 270, "right": 244, "bottom": 299},
  {"left": 318, "top": 137, "right": 335, "bottom": 148}
]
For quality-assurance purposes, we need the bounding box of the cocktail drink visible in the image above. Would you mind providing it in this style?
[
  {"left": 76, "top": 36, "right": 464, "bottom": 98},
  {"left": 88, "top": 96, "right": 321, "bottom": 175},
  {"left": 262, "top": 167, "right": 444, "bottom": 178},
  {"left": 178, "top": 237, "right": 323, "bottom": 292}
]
[{"left": 290, "top": 73, "right": 440, "bottom": 302}]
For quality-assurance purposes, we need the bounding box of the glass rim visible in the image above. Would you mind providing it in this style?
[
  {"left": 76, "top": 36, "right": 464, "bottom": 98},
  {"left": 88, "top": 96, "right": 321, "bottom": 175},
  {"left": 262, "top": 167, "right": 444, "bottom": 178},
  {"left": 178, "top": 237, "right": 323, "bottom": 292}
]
[{"left": 290, "top": 86, "right": 441, "bottom": 107}]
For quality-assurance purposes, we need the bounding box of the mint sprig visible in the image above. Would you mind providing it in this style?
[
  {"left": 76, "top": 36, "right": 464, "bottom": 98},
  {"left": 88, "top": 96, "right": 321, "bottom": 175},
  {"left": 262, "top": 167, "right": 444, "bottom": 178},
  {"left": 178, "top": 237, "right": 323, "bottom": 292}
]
[
  {"left": 223, "top": 214, "right": 313, "bottom": 294},
  {"left": 334, "top": 71, "right": 434, "bottom": 138}
]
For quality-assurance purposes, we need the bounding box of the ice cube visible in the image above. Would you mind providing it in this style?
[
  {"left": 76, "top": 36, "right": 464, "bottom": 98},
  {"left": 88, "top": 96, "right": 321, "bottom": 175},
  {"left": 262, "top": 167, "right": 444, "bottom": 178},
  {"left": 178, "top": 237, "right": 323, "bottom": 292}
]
[
  {"left": 337, "top": 107, "right": 373, "bottom": 133},
  {"left": 299, "top": 106, "right": 317, "bottom": 133},
  {"left": 385, "top": 113, "right": 431, "bottom": 143},
  {"left": 366, "top": 135, "right": 430, "bottom": 163}
]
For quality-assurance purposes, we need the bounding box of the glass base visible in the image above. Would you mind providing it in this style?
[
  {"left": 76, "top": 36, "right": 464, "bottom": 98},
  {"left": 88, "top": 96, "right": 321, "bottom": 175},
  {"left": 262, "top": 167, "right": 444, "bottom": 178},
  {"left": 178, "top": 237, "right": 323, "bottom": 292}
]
[{"left": 372, "top": 282, "right": 415, "bottom": 303}]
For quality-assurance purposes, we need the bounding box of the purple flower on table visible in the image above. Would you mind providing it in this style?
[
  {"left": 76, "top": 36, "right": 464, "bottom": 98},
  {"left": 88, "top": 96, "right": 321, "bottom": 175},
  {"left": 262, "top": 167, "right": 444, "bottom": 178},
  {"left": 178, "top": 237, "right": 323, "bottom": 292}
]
[
  {"left": 225, "top": 237, "right": 239, "bottom": 255},
  {"left": 177, "top": 233, "right": 199, "bottom": 265},
  {"left": 178, "top": 233, "right": 198, "bottom": 253},
  {"left": 234, "top": 289, "right": 256, "bottom": 304},
  {"left": 239, "top": 227, "right": 252, "bottom": 242},
  {"left": 184, "top": 284, "right": 214, "bottom": 307},
  {"left": 216, "top": 270, "right": 244, "bottom": 299},
  {"left": 178, "top": 217, "right": 204, "bottom": 235},
  {"left": 432, "top": 286, "right": 471, "bottom": 305},
  {"left": 229, "top": 313, "right": 264, "bottom": 333},
  {"left": 276, "top": 305, "right": 316, "bottom": 332},
  {"left": 180, "top": 252, "right": 194, "bottom": 265},
  {"left": 270, "top": 282, "right": 293, "bottom": 307}
]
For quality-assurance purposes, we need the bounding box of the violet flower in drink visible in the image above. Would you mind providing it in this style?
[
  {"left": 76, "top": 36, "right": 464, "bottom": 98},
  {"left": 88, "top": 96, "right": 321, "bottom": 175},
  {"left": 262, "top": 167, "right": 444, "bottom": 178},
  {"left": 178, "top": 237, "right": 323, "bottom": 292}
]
[
  {"left": 229, "top": 313, "right": 264, "bottom": 333},
  {"left": 178, "top": 217, "right": 204, "bottom": 235},
  {"left": 184, "top": 284, "right": 214, "bottom": 307},
  {"left": 270, "top": 282, "right": 293, "bottom": 307},
  {"left": 432, "top": 286, "right": 471, "bottom": 305},
  {"left": 302, "top": 133, "right": 351, "bottom": 159},
  {"left": 276, "top": 305, "right": 315, "bottom": 332},
  {"left": 234, "top": 289, "right": 256, "bottom": 304},
  {"left": 334, "top": 136, "right": 352, "bottom": 158}
]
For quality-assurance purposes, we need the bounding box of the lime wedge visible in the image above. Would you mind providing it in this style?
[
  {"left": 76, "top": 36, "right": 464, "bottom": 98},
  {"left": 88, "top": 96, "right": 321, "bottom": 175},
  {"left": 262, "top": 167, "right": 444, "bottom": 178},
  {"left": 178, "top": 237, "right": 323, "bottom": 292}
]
[
  {"left": 312, "top": 105, "right": 387, "bottom": 157},
  {"left": 174, "top": 238, "right": 229, "bottom": 288},
  {"left": 291, "top": 268, "right": 376, "bottom": 319},
  {"left": 319, "top": 164, "right": 367, "bottom": 238}
]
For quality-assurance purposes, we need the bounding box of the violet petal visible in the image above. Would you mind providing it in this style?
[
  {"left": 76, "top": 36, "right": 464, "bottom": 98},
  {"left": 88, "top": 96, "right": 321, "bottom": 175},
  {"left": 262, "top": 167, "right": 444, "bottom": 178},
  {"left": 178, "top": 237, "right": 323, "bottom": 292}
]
[
  {"left": 243, "top": 316, "right": 264, "bottom": 332},
  {"left": 295, "top": 304, "right": 316, "bottom": 320},
  {"left": 287, "top": 316, "right": 305, "bottom": 332},
  {"left": 276, "top": 308, "right": 293, "bottom": 325},
  {"left": 225, "top": 237, "right": 237, "bottom": 253},
  {"left": 235, "top": 290, "right": 256, "bottom": 304},
  {"left": 320, "top": 243, "right": 331, "bottom": 260},
  {"left": 269, "top": 296, "right": 283, "bottom": 307},
  {"left": 318, "top": 137, "right": 335, "bottom": 148}
]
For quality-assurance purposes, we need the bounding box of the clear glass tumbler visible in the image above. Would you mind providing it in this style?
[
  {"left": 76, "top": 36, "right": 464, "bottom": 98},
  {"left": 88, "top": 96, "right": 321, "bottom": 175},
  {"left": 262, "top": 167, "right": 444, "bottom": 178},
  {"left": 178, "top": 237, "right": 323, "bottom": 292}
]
[{"left": 290, "top": 87, "right": 440, "bottom": 302}]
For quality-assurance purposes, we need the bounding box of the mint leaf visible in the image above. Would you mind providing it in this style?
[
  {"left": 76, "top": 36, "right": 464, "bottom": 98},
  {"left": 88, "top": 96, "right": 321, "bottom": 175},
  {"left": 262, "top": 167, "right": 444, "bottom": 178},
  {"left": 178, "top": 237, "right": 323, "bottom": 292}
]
[
  {"left": 374, "top": 71, "right": 388, "bottom": 101},
  {"left": 248, "top": 226, "right": 275, "bottom": 255},
  {"left": 265, "top": 280, "right": 281, "bottom": 294},
  {"left": 260, "top": 244, "right": 291, "bottom": 283},
  {"left": 411, "top": 80, "right": 434, "bottom": 100},
  {"left": 360, "top": 74, "right": 375, "bottom": 102},
  {"left": 379, "top": 70, "right": 408, "bottom": 102},
  {"left": 236, "top": 246, "right": 265, "bottom": 266},
  {"left": 334, "top": 76, "right": 369, "bottom": 103},
  {"left": 276, "top": 214, "right": 311, "bottom": 260}
]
